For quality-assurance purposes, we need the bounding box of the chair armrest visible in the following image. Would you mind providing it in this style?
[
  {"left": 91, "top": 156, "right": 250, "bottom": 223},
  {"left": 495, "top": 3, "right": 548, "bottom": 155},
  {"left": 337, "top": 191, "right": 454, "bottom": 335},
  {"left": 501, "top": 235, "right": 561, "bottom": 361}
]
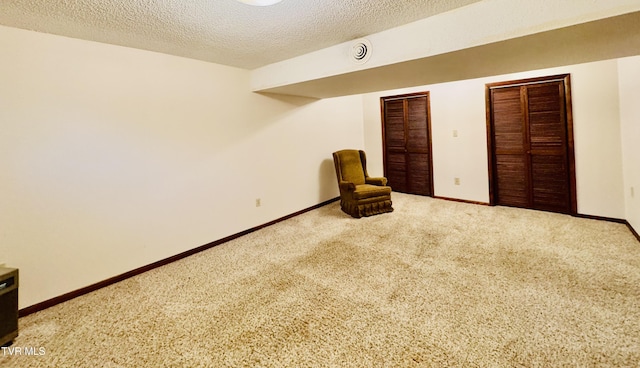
[
  {"left": 366, "top": 177, "right": 388, "bottom": 186},
  {"left": 339, "top": 181, "right": 356, "bottom": 191}
]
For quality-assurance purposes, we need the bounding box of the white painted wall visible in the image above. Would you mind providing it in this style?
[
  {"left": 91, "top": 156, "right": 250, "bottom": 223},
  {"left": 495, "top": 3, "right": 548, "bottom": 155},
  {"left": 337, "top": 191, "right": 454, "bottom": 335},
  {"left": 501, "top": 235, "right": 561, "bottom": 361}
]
[
  {"left": 618, "top": 56, "right": 640, "bottom": 233},
  {"left": 363, "top": 60, "right": 626, "bottom": 218},
  {"left": 0, "top": 25, "right": 364, "bottom": 309}
]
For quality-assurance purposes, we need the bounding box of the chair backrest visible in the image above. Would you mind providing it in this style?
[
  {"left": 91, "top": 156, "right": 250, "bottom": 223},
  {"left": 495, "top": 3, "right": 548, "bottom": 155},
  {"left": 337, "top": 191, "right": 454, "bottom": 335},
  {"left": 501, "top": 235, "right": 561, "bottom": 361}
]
[{"left": 333, "top": 149, "right": 366, "bottom": 185}]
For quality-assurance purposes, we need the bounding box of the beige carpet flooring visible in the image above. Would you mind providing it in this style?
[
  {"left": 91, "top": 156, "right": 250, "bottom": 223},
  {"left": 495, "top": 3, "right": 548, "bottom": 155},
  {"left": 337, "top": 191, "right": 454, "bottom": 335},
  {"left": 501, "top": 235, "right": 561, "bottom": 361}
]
[{"left": 2, "top": 193, "right": 640, "bottom": 367}]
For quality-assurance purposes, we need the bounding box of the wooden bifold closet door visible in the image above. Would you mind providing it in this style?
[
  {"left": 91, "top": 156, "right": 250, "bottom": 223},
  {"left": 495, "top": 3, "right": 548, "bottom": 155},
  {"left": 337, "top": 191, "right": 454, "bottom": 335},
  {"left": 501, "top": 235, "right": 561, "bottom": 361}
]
[
  {"left": 381, "top": 92, "right": 433, "bottom": 196},
  {"left": 486, "top": 74, "right": 577, "bottom": 214}
]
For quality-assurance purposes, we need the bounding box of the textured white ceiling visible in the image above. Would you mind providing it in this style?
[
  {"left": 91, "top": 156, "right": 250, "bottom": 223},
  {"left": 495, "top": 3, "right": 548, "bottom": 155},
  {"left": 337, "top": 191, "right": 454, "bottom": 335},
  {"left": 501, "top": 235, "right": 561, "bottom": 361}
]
[{"left": 0, "top": 0, "right": 481, "bottom": 70}]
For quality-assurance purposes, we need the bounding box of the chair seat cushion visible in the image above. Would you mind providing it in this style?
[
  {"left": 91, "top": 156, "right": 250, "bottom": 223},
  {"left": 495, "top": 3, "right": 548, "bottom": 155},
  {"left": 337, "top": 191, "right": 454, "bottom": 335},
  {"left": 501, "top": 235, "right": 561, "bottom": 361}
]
[{"left": 353, "top": 184, "right": 392, "bottom": 200}]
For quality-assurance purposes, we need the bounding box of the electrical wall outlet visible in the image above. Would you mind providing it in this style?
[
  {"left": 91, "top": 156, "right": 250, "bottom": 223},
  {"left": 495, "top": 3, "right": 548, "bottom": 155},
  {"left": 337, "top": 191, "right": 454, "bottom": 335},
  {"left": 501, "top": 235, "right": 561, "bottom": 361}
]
[
  {"left": 454, "top": 177, "right": 460, "bottom": 185},
  {"left": 453, "top": 129, "right": 458, "bottom": 137},
  {"left": 631, "top": 187, "right": 635, "bottom": 198},
  {"left": 255, "top": 198, "right": 261, "bottom": 207}
]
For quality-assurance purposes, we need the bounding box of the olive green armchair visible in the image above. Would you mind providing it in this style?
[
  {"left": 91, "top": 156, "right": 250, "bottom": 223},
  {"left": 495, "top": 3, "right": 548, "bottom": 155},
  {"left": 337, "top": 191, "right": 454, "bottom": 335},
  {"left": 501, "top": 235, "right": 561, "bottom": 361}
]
[{"left": 332, "top": 149, "right": 394, "bottom": 218}]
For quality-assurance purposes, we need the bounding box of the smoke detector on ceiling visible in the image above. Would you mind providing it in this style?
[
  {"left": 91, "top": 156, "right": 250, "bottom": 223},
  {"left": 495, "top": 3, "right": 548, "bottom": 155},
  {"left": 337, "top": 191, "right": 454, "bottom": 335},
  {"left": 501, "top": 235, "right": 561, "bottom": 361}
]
[{"left": 349, "top": 38, "right": 372, "bottom": 65}]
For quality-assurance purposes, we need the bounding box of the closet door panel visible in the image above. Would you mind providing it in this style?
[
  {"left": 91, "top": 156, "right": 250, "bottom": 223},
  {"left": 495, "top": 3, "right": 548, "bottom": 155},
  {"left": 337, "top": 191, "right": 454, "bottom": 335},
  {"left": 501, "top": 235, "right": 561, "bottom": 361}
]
[
  {"left": 531, "top": 155, "right": 569, "bottom": 213},
  {"left": 386, "top": 152, "right": 407, "bottom": 193},
  {"left": 527, "top": 82, "right": 570, "bottom": 213},
  {"left": 495, "top": 154, "right": 528, "bottom": 207},
  {"left": 405, "top": 95, "right": 431, "bottom": 196},
  {"left": 528, "top": 83, "right": 566, "bottom": 151},
  {"left": 491, "top": 86, "right": 529, "bottom": 207},
  {"left": 407, "top": 153, "right": 430, "bottom": 196},
  {"left": 383, "top": 98, "right": 407, "bottom": 192},
  {"left": 406, "top": 96, "right": 429, "bottom": 151},
  {"left": 384, "top": 100, "right": 406, "bottom": 149},
  {"left": 492, "top": 88, "right": 525, "bottom": 153}
]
